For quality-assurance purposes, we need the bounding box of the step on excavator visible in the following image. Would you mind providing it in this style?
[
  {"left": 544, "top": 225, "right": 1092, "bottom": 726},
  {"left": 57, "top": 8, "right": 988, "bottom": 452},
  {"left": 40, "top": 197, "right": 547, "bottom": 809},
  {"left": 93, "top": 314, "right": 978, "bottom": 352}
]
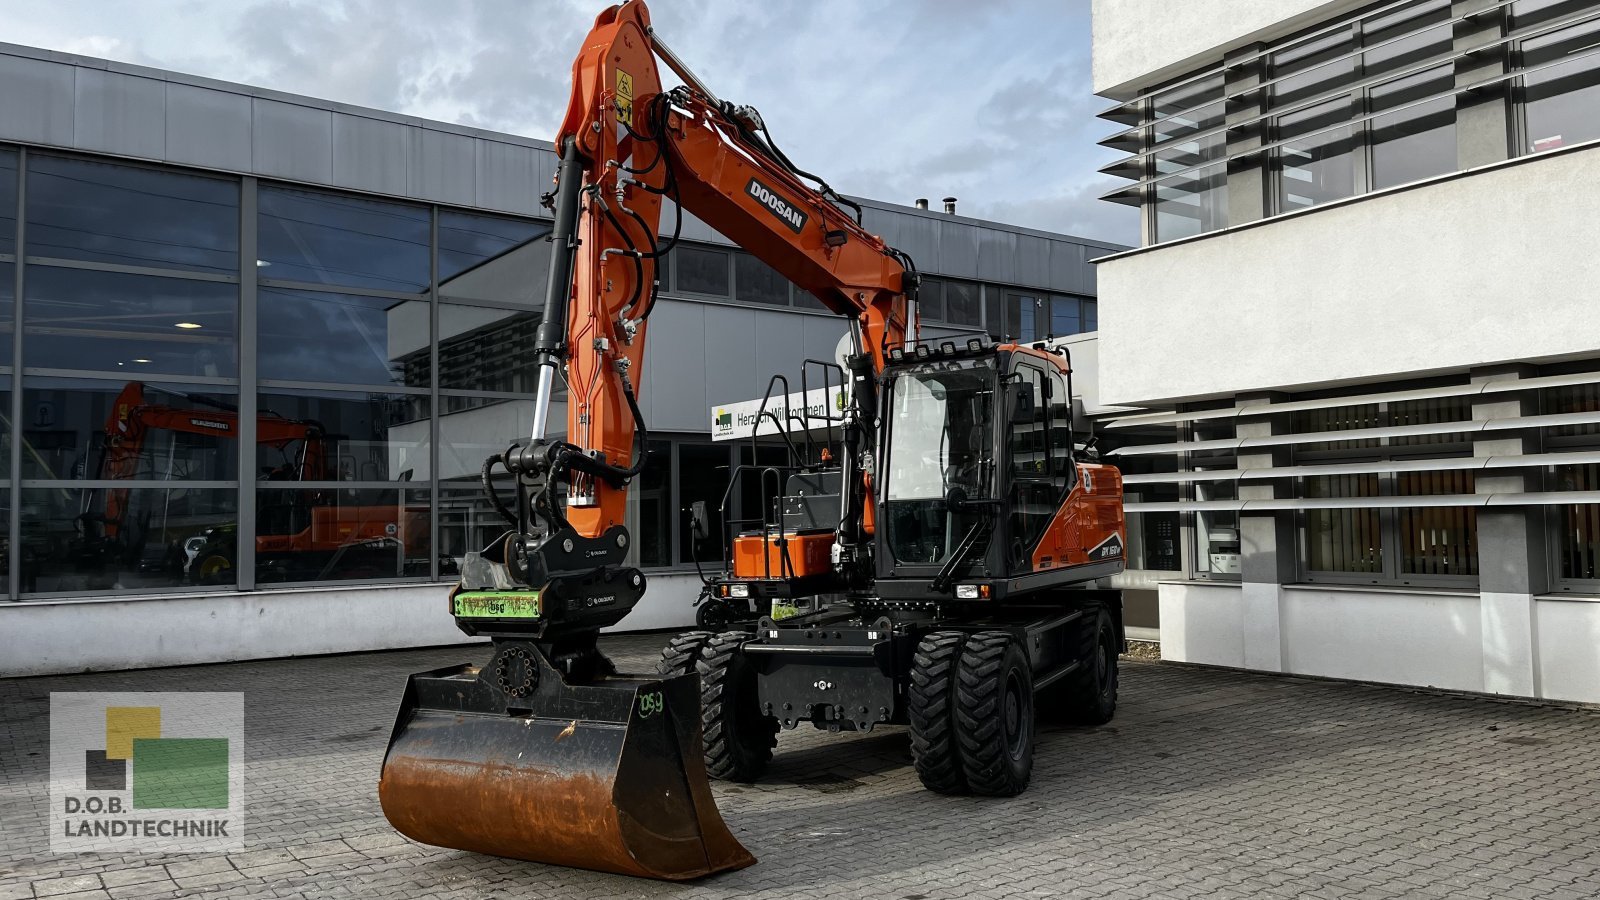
[{"left": 377, "top": 0, "right": 1126, "bottom": 882}]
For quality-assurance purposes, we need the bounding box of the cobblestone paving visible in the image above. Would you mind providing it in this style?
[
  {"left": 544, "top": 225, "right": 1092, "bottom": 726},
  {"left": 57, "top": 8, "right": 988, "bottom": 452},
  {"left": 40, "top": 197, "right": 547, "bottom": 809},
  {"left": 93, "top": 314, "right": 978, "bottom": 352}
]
[{"left": 3, "top": 635, "right": 1599, "bottom": 899}]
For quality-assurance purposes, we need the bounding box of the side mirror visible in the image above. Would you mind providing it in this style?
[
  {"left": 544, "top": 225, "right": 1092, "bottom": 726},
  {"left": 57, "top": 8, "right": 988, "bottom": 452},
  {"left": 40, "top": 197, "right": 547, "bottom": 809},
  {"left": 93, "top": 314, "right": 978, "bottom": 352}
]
[
  {"left": 1009, "top": 382, "right": 1035, "bottom": 424},
  {"left": 688, "top": 500, "right": 711, "bottom": 542}
]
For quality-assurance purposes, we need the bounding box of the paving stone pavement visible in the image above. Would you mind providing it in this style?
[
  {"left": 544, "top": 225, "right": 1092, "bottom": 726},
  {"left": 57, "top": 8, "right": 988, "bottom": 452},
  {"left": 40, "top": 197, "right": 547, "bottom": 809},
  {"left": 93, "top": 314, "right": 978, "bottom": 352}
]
[{"left": 3, "top": 634, "right": 1599, "bottom": 899}]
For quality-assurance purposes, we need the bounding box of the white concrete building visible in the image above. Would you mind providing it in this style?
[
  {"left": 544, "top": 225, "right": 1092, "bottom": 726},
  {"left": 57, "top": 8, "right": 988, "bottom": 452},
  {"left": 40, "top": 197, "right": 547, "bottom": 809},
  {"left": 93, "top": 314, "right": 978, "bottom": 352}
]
[{"left": 1092, "top": 0, "right": 1600, "bottom": 703}]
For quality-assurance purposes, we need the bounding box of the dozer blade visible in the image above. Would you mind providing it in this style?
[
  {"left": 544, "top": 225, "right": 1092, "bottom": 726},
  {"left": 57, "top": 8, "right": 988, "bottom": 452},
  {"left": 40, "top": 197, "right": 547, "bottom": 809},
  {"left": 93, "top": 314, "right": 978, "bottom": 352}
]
[{"left": 378, "top": 641, "right": 755, "bottom": 881}]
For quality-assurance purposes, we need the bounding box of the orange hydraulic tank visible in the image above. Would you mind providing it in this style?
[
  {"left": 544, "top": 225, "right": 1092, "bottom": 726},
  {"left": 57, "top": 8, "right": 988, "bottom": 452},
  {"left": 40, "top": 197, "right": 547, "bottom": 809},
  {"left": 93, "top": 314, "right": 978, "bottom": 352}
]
[{"left": 731, "top": 531, "right": 834, "bottom": 580}]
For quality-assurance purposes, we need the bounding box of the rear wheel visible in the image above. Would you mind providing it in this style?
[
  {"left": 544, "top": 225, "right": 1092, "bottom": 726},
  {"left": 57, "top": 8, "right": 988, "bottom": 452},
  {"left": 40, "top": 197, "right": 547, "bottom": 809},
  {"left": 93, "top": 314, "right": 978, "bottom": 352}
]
[
  {"left": 908, "top": 631, "right": 968, "bottom": 795},
  {"left": 695, "top": 599, "right": 740, "bottom": 631},
  {"left": 698, "top": 632, "right": 777, "bottom": 783},
  {"left": 658, "top": 630, "right": 716, "bottom": 678},
  {"left": 955, "top": 631, "right": 1034, "bottom": 797},
  {"left": 1063, "top": 606, "right": 1119, "bottom": 726}
]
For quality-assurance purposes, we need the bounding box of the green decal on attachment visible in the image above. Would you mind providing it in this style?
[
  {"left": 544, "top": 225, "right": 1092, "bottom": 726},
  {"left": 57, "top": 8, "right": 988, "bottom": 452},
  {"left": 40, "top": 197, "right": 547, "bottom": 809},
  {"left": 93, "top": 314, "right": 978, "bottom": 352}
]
[
  {"left": 453, "top": 591, "right": 541, "bottom": 619},
  {"left": 638, "top": 691, "right": 664, "bottom": 718}
]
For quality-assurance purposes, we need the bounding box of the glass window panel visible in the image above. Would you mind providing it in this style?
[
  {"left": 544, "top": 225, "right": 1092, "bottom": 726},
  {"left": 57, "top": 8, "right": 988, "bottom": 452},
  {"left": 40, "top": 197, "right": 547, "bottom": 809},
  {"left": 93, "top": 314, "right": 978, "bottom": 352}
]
[
  {"left": 255, "top": 486, "right": 431, "bottom": 583},
  {"left": 734, "top": 252, "right": 789, "bottom": 306},
  {"left": 678, "top": 442, "right": 731, "bottom": 562},
  {"left": 0, "top": 148, "right": 15, "bottom": 254},
  {"left": 1554, "top": 465, "right": 1600, "bottom": 581},
  {"left": 1151, "top": 74, "right": 1225, "bottom": 146},
  {"left": 1050, "top": 296, "right": 1081, "bottom": 336},
  {"left": 917, "top": 277, "right": 945, "bottom": 322},
  {"left": 0, "top": 262, "right": 11, "bottom": 365},
  {"left": 21, "top": 485, "right": 237, "bottom": 594},
  {"left": 257, "top": 390, "right": 429, "bottom": 483},
  {"left": 1007, "top": 292, "right": 1045, "bottom": 342},
  {"left": 793, "top": 291, "right": 828, "bottom": 311},
  {"left": 985, "top": 287, "right": 1003, "bottom": 340},
  {"left": 1370, "top": 67, "right": 1457, "bottom": 190},
  {"left": 1512, "top": 0, "right": 1587, "bottom": 31},
  {"left": 258, "top": 186, "right": 429, "bottom": 292},
  {"left": 944, "top": 279, "right": 981, "bottom": 327},
  {"left": 1303, "top": 473, "right": 1383, "bottom": 574},
  {"left": 1271, "top": 27, "right": 1357, "bottom": 107},
  {"left": 439, "top": 486, "right": 513, "bottom": 579},
  {"left": 438, "top": 304, "right": 539, "bottom": 393},
  {"left": 1363, "top": 3, "right": 1451, "bottom": 77},
  {"left": 1275, "top": 97, "right": 1357, "bottom": 211},
  {"left": 1154, "top": 147, "right": 1228, "bottom": 241},
  {"left": 22, "top": 379, "right": 238, "bottom": 481},
  {"left": 438, "top": 211, "right": 552, "bottom": 305},
  {"left": 25, "top": 155, "right": 238, "bottom": 274},
  {"left": 675, "top": 245, "right": 730, "bottom": 296},
  {"left": 1083, "top": 299, "right": 1098, "bottom": 332},
  {"left": 258, "top": 287, "right": 428, "bottom": 388},
  {"left": 638, "top": 440, "right": 672, "bottom": 567},
  {"left": 1397, "top": 469, "right": 1477, "bottom": 577},
  {"left": 438, "top": 396, "right": 532, "bottom": 484},
  {"left": 1521, "top": 18, "right": 1600, "bottom": 153},
  {"left": 25, "top": 266, "right": 237, "bottom": 377},
  {"left": 1195, "top": 481, "right": 1240, "bottom": 577}
]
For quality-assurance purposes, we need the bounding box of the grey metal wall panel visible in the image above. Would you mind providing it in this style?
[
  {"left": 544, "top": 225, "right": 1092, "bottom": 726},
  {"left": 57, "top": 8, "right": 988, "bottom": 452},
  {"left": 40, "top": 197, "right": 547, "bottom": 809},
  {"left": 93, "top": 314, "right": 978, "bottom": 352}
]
[
  {"left": 0, "top": 55, "right": 74, "bottom": 147},
  {"left": 73, "top": 69, "right": 164, "bottom": 159},
  {"left": 252, "top": 98, "right": 332, "bottom": 184},
  {"left": 699, "top": 304, "right": 757, "bottom": 424},
  {"left": 1013, "top": 234, "right": 1051, "bottom": 288},
  {"left": 802, "top": 316, "right": 850, "bottom": 370},
  {"left": 937, "top": 219, "right": 980, "bottom": 279},
  {"left": 1049, "top": 240, "right": 1088, "bottom": 294},
  {"left": 333, "top": 114, "right": 412, "bottom": 197},
  {"left": 644, "top": 300, "right": 712, "bottom": 432},
  {"left": 475, "top": 139, "right": 540, "bottom": 216},
  {"left": 414, "top": 129, "right": 475, "bottom": 206},
  {"left": 865, "top": 207, "right": 940, "bottom": 272},
  {"left": 976, "top": 229, "right": 1019, "bottom": 283},
  {"left": 165, "top": 82, "right": 251, "bottom": 171},
  {"left": 752, "top": 309, "right": 811, "bottom": 399},
  {"left": 535, "top": 148, "right": 559, "bottom": 198}
]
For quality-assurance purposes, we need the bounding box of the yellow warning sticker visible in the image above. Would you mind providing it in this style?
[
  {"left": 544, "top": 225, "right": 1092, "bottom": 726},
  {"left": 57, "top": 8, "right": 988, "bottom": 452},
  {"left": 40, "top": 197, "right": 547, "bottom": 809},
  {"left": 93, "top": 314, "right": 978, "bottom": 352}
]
[{"left": 615, "top": 68, "right": 635, "bottom": 127}]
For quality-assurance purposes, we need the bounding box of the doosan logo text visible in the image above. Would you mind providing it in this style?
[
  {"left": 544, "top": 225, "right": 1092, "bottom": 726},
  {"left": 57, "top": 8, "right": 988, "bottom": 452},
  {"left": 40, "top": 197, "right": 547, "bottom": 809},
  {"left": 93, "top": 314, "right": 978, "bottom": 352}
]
[{"left": 746, "top": 178, "right": 807, "bottom": 233}]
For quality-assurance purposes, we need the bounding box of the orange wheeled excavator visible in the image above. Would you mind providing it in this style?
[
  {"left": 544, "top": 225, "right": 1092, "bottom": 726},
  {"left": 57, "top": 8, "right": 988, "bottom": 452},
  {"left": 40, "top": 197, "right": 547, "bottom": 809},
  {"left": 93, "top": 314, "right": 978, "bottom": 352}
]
[{"left": 377, "top": 0, "right": 1126, "bottom": 881}]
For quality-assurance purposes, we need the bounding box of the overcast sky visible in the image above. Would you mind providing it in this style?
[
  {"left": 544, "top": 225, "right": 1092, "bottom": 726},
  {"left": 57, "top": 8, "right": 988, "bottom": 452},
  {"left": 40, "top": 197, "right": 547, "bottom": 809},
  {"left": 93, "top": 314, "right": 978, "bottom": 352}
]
[{"left": 0, "top": 0, "right": 1137, "bottom": 245}]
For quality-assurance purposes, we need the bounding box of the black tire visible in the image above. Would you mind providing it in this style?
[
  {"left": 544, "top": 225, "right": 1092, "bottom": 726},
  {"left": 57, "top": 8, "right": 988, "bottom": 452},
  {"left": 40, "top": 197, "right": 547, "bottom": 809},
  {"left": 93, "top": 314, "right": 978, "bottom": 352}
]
[
  {"left": 955, "top": 631, "right": 1035, "bottom": 797},
  {"left": 658, "top": 630, "right": 716, "bottom": 677},
  {"left": 1064, "top": 606, "right": 1119, "bottom": 726},
  {"left": 695, "top": 599, "right": 738, "bottom": 631},
  {"left": 697, "top": 631, "right": 777, "bottom": 783},
  {"left": 908, "top": 631, "right": 968, "bottom": 795}
]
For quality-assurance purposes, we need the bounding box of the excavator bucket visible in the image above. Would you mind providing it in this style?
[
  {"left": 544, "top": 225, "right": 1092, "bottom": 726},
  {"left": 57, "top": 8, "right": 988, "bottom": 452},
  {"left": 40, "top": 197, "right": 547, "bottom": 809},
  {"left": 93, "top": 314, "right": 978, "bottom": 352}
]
[{"left": 378, "top": 640, "right": 755, "bottom": 881}]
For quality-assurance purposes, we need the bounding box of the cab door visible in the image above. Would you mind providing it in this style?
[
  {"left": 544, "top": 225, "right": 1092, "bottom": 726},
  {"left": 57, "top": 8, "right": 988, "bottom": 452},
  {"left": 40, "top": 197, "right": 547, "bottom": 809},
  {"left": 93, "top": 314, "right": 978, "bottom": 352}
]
[{"left": 1004, "top": 363, "right": 1057, "bottom": 575}]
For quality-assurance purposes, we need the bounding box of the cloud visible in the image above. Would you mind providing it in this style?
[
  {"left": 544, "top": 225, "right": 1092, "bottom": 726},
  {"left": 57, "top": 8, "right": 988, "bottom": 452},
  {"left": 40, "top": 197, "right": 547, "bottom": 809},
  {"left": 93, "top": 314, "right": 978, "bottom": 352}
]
[{"left": 0, "top": 0, "right": 1132, "bottom": 244}]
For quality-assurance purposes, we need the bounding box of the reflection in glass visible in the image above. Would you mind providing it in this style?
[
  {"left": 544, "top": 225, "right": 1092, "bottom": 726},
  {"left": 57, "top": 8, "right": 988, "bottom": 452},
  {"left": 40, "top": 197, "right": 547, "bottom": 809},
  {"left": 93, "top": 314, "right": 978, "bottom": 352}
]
[
  {"left": 0, "top": 262, "right": 11, "bottom": 366},
  {"left": 258, "top": 287, "right": 429, "bottom": 387},
  {"left": 638, "top": 441, "right": 671, "bottom": 567},
  {"left": 25, "top": 267, "right": 237, "bottom": 376},
  {"left": 439, "top": 304, "right": 539, "bottom": 392},
  {"left": 21, "top": 486, "right": 237, "bottom": 593},
  {"left": 917, "top": 278, "right": 945, "bottom": 321},
  {"left": 255, "top": 486, "right": 431, "bottom": 583},
  {"left": 1304, "top": 474, "right": 1383, "bottom": 574},
  {"left": 258, "top": 185, "right": 429, "bottom": 291},
  {"left": 1398, "top": 470, "right": 1477, "bottom": 576},
  {"left": 1007, "top": 292, "right": 1045, "bottom": 342},
  {"left": 1275, "top": 98, "right": 1356, "bottom": 211},
  {"left": 944, "top": 279, "right": 981, "bottom": 327},
  {"left": 0, "top": 148, "right": 15, "bottom": 253},
  {"left": 1370, "top": 67, "right": 1456, "bottom": 190},
  {"left": 1154, "top": 154, "right": 1227, "bottom": 242},
  {"left": 734, "top": 253, "right": 790, "bottom": 306},
  {"left": 439, "top": 488, "right": 512, "bottom": 577},
  {"left": 1522, "top": 18, "right": 1600, "bottom": 153},
  {"left": 438, "top": 396, "right": 532, "bottom": 483},
  {"left": 1050, "top": 296, "right": 1082, "bottom": 336},
  {"left": 677, "top": 443, "right": 730, "bottom": 562},
  {"left": 675, "top": 246, "right": 730, "bottom": 296},
  {"left": 438, "top": 211, "right": 552, "bottom": 305},
  {"left": 883, "top": 359, "right": 996, "bottom": 567},
  {"left": 22, "top": 379, "right": 238, "bottom": 481},
  {"left": 258, "top": 390, "right": 429, "bottom": 482},
  {"left": 26, "top": 155, "right": 238, "bottom": 273}
]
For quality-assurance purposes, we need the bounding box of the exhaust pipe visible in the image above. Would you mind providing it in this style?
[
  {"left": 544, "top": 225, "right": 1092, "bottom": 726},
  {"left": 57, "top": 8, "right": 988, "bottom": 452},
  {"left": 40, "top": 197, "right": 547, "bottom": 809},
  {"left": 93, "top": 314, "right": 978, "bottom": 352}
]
[
  {"left": 942, "top": 197, "right": 958, "bottom": 215},
  {"left": 914, "top": 198, "right": 929, "bottom": 210}
]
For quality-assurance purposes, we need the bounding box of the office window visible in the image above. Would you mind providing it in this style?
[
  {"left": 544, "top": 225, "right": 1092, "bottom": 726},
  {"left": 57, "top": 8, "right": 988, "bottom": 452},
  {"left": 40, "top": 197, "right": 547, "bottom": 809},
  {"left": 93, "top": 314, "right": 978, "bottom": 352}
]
[
  {"left": 258, "top": 287, "right": 429, "bottom": 388},
  {"left": 0, "top": 263, "right": 11, "bottom": 366},
  {"left": 26, "top": 155, "right": 238, "bottom": 274},
  {"left": 1007, "top": 292, "right": 1046, "bottom": 342},
  {"left": 21, "top": 379, "right": 238, "bottom": 481},
  {"left": 255, "top": 486, "right": 430, "bottom": 583},
  {"left": 1275, "top": 97, "right": 1357, "bottom": 211},
  {"left": 734, "top": 252, "right": 790, "bottom": 306},
  {"left": 678, "top": 442, "right": 731, "bottom": 562},
  {"left": 1519, "top": 13, "right": 1600, "bottom": 153},
  {"left": 1050, "top": 296, "right": 1082, "bottom": 336},
  {"left": 1303, "top": 473, "right": 1384, "bottom": 575},
  {"left": 1191, "top": 419, "right": 1239, "bottom": 579},
  {"left": 918, "top": 277, "right": 945, "bottom": 322},
  {"left": 258, "top": 186, "right": 430, "bottom": 292},
  {"left": 1398, "top": 471, "right": 1477, "bottom": 577},
  {"left": 675, "top": 245, "right": 730, "bottom": 297},
  {"left": 1151, "top": 73, "right": 1228, "bottom": 242},
  {"left": 21, "top": 486, "right": 238, "bottom": 594},
  {"left": 257, "top": 390, "right": 429, "bottom": 483},
  {"left": 638, "top": 441, "right": 672, "bottom": 568},
  {"left": 0, "top": 148, "right": 15, "bottom": 254},
  {"left": 1083, "top": 299, "right": 1098, "bottom": 332},
  {"left": 944, "top": 279, "right": 981, "bottom": 327},
  {"left": 438, "top": 305, "right": 538, "bottom": 393},
  {"left": 438, "top": 211, "right": 552, "bottom": 306},
  {"left": 25, "top": 267, "right": 237, "bottom": 377}
]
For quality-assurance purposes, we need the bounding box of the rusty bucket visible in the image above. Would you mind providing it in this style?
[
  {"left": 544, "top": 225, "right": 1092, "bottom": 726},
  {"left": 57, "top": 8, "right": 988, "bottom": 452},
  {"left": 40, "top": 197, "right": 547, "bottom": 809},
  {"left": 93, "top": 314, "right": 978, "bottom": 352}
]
[{"left": 377, "top": 641, "right": 755, "bottom": 881}]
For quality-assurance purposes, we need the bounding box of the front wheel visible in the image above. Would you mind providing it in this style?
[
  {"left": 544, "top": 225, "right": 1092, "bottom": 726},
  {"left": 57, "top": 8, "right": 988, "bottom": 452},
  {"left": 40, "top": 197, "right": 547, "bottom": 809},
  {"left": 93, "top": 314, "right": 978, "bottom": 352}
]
[
  {"left": 695, "top": 598, "right": 740, "bottom": 631},
  {"left": 697, "top": 632, "right": 777, "bottom": 783},
  {"left": 954, "top": 631, "right": 1034, "bottom": 797}
]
